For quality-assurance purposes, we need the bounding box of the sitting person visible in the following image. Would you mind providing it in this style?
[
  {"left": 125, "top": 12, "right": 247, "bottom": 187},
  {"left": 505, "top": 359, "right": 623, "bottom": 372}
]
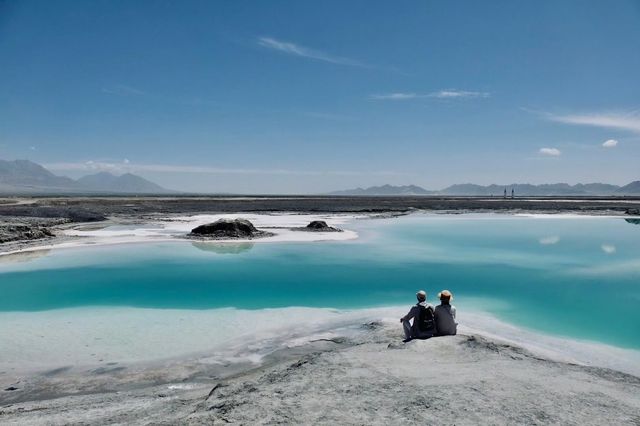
[
  {"left": 434, "top": 289, "right": 457, "bottom": 336},
  {"left": 400, "top": 290, "right": 436, "bottom": 341}
]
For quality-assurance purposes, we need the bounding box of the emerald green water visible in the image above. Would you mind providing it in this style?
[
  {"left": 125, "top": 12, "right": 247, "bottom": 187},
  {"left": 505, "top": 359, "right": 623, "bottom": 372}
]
[{"left": 1, "top": 215, "right": 638, "bottom": 349}]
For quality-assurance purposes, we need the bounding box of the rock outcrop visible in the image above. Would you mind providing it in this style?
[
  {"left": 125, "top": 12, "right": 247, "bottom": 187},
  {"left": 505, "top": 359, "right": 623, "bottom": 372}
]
[
  {"left": 189, "top": 219, "right": 272, "bottom": 239},
  {"left": 303, "top": 221, "right": 342, "bottom": 232},
  {"left": 0, "top": 224, "right": 54, "bottom": 244}
]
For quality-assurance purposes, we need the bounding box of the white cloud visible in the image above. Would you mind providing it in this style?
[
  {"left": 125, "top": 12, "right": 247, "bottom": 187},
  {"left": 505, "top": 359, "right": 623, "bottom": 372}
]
[
  {"left": 369, "top": 93, "right": 418, "bottom": 100},
  {"left": 429, "top": 90, "right": 490, "bottom": 99},
  {"left": 257, "top": 37, "right": 365, "bottom": 67},
  {"left": 547, "top": 111, "right": 640, "bottom": 134},
  {"left": 601, "top": 244, "right": 616, "bottom": 254},
  {"left": 43, "top": 161, "right": 407, "bottom": 177},
  {"left": 539, "top": 147, "right": 561, "bottom": 156},
  {"left": 602, "top": 139, "right": 618, "bottom": 148},
  {"left": 539, "top": 236, "right": 560, "bottom": 245},
  {"left": 370, "top": 89, "right": 489, "bottom": 101}
]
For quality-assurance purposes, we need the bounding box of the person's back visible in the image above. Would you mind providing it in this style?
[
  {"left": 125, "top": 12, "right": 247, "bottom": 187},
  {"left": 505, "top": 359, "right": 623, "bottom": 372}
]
[
  {"left": 400, "top": 290, "right": 435, "bottom": 341},
  {"left": 434, "top": 290, "right": 457, "bottom": 336}
]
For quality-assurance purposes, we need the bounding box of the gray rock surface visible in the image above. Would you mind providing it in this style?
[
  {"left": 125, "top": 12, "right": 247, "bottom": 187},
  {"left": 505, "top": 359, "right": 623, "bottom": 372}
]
[
  {"left": 1, "top": 323, "right": 638, "bottom": 425},
  {"left": 0, "top": 206, "right": 106, "bottom": 222},
  {"left": 189, "top": 218, "right": 272, "bottom": 239},
  {"left": 303, "top": 220, "right": 342, "bottom": 232},
  {"left": 0, "top": 223, "right": 54, "bottom": 244},
  {"left": 2, "top": 196, "right": 640, "bottom": 220}
]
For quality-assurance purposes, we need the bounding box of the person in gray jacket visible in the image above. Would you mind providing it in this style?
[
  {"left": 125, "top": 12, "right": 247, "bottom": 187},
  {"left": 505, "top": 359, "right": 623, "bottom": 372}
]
[
  {"left": 400, "top": 290, "right": 436, "bottom": 341},
  {"left": 434, "top": 289, "right": 457, "bottom": 336}
]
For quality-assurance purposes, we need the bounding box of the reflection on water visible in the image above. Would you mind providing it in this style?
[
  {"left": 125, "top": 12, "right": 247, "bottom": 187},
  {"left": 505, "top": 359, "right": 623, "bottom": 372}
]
[
  {"left": 538, "top": 236, "right": 560, "bottom": 245},
  {"left": 191, "top": 241, "right": 254, "bottom": 255},
  {"left": 1, "top": 216, "right": 639, "bottom": 349},
  {"left": 0, "top": 249, "right": 51, "bottom": 264},
  {"left": 625, "top": 219, "right": 640, "bottom": 225},
  {"left": 601, "top": 244, "right": 616, "bottom": 254}
]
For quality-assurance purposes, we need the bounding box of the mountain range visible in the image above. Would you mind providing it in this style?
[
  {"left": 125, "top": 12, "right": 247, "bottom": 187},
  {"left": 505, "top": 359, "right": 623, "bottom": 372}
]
[
  {"left": 330, "top": 184, "right": 434, "bottom": 196},
  {"left": 0, "top": 159, "right": 170, "bottom": 194},
  {"left": 331, "top": 182, "right": 640, "bottom": 196},
  {"left": 2, "top": 159, "right": 639, "bottom": 196}
]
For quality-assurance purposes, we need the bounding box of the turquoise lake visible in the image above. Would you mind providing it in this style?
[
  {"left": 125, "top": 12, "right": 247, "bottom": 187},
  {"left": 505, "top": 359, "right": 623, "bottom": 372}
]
[{"left": 1, "top": 215, "right": 639, "bottom": 349}]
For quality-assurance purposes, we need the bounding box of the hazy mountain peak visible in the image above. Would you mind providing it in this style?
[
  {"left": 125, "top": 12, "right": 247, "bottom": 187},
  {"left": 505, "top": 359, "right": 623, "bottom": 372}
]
[
  {"left": 330, "top": 181, "right": 639, "bottom": 196},
  {"left": 0, "top": 159, "right": 171, "bottom": 194},
  {"left": 76, "top": 171, "right": 168, "bottom": 193},
  {"left": 330, "top": 184, "right": 433, "bottom": 196}
]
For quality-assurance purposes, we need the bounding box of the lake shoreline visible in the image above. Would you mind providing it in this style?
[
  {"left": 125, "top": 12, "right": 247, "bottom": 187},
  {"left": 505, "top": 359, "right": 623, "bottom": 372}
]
[
  {"left": 1, "top": 207, "right": 639, "bottom": 424},
  {"left": 1, "top": 320, "right": 639, "bottom": 425},
  {"left": 1, "top": 195, "right": 640, "bottom": 255},
  {"left": 2, "top": 208, "right": 639, "bottom": 257}
]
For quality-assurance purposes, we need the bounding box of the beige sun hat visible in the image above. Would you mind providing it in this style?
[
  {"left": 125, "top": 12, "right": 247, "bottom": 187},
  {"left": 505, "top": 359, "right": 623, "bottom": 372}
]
[{"left": 438, "top": 290, "right": 453, "bottom": 300}]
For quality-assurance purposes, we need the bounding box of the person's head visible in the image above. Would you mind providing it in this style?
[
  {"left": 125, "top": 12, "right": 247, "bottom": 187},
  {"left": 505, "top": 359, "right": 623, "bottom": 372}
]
[
  {"left": 416, "top": 290, "right": 427, "bottom": 302},
  {"left": 438, "top": 290, "right": 453, "bottom": 304}
]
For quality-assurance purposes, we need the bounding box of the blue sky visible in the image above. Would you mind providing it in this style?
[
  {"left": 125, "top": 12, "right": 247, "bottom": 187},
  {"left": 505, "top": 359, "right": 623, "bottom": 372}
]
[{"left": 1, "top": 0, "right": 639, "bottom": 193}]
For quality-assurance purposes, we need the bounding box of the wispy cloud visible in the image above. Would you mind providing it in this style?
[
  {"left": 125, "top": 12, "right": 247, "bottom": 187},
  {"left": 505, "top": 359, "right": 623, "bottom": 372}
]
[
  {"left": 546, "top": 110, "right": 640, "bottom": 134},
  {"left": 44, "top": 161, "right": 407, "bottom": 177},
  {"left": 258, "top": 36, "right": 366, "bottom": 67},
  {"left": 430, "top": 90, "right": 490, "bottom": 99},
  {"left": 602, "top": 139, "right": 619, "bottom": 148},
  {"left": 369, "top": 89, "right": 490, "bottom": 101},
  {"left": 539, "top": 147, "right": 561, "bottom": 157},
  {"left": 369, "top": 93, "right": 419, "bottom": 100}
]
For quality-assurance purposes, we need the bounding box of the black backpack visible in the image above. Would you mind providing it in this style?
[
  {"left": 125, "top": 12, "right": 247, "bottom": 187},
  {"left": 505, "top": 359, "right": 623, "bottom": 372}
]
[{"left": 417, "top": 304, "right": 435, "bottom": 332}]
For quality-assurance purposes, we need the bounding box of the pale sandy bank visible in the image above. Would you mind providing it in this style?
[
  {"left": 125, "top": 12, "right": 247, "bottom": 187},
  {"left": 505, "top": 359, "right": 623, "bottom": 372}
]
[{"left": 1, "top": 322, "right": 638, "bottom": 425}]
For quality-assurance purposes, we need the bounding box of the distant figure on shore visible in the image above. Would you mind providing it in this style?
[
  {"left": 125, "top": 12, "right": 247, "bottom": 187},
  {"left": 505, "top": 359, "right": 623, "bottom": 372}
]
[
  {"left": 400, "top": 290, "right": 435, "bottom": 341},
  {"left": 511, "top": 188, "right": 515, "bottom": 199},
  {"left": 503, "top": 188, "right": 507, "bottom": 199},
  {"left": 434, "top": 290, "right": 457, "bottom": 336}
]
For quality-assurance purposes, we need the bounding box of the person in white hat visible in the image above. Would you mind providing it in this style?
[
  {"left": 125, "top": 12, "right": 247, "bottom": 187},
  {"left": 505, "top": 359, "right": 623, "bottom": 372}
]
[
  {"left": 400, "top": 290, "right": 436, "bottom": 341},
  {"left": 434, "top": 290, "right": 457, "bottom": 336}
]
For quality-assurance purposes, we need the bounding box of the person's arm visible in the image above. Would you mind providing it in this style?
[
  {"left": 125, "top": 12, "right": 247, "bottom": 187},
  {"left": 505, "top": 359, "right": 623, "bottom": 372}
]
[{"left": 401, "top": 306, "right": 417, "bottom": 322}]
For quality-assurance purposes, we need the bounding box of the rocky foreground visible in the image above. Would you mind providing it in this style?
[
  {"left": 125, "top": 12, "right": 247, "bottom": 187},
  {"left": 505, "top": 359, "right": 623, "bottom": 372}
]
[{"left": 1, "top": 322, "right": 638, "bottom": 425}]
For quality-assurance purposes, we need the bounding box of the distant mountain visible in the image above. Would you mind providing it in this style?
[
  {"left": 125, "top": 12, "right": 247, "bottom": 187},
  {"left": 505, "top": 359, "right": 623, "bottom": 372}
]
[
  {"left": 329, "top": 182, "right": 639, "bottom": 196},
  {"left": 0, "top": 159, "right": 171, "bottom": 194},
  {"left": 438, "top": 184, "right": 498, "bottom": 196},
  {"left": 0, "top": 159, "right": 79, "bottom": 192},
  {"left": 617, "top": 181, "right": 640, "bottom": 195},
  {"left": 439, "top": 183, "right": 622, "bottom": 196},
  {"left": 574, "top": 183, "right": 621, "bottom": 194},
  {"left": 76, "top": 172, "right": 167, "bottom": 193},
  {"left": 330, "top": 184, "right": 434, "bottom": 196}
]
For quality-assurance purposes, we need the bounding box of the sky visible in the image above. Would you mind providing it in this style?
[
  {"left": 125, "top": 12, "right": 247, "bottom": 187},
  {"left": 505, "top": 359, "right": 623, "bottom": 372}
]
[{"left": 1, "top": 0, "right": 639, "bottom": 193}]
